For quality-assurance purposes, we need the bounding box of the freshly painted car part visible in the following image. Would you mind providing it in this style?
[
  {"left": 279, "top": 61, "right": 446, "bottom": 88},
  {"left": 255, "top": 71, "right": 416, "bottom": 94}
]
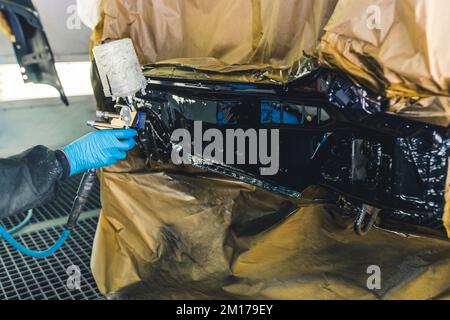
[
  {"left": 0, "top": 0, "right": 68, "bottom": 105},
  {"left": 96, "top": 69, "right": 450, "bottom": 239}
]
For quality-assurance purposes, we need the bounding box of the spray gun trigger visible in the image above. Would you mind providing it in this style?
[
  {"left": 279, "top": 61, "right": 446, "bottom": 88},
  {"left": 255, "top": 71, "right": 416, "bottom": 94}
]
[{"left": 88, "top": 104, "right": 138, "bottom": 130}]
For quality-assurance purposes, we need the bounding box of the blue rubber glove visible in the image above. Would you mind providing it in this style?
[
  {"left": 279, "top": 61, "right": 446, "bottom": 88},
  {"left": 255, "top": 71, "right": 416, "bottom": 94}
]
[{"left": 63, "top": 129, "right": 138, "bottom": 176}]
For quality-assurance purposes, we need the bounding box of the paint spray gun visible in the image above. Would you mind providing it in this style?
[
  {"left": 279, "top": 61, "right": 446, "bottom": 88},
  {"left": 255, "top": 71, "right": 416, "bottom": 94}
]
[
  {"left": 87, "top": 39, "right": 169, "bottom": 160},
  {"left": 67, "top": 38, "right": 148, "bottom": 230},
  {"left": 48, "top": 39, "right": 149, "bottom": 257},
  {"left": 65, "top": 39, "right": 148, "bottom": 240},
  {"left": 87, "top": 38, "right": 147, "bottom": 131},
  {"left": 0, "top": 39, "right": 148, "bottom": 259}
]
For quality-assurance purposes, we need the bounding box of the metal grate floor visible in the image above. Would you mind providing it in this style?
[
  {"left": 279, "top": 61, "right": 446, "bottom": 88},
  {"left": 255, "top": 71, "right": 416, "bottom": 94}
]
[
  {"left": 1, "top": 175, "right": 101, "bottom": 230},
  {"left": 0, "top": 175, "right": 103, "bottom": 300}
]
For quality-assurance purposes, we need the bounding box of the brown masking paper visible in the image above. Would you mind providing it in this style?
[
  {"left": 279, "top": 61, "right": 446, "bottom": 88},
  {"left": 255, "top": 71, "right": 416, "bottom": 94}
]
[
  {"left": 91, "top": 0, "right": 450, "bottom": 125},
  {"left": 91, "top": 158, "right": 450, "bottom": 299},
  {"left": 318, "top": 0, "right": 450, "bottom": 126},
  {"left": 0, "top": 11, "right": 14, "bottom": 42},
  {"left": 91, "top": 0, "right": 337, "bottom": 83},
  {"left": 89, "top": 0, "right": 450, "bottom": 299}
]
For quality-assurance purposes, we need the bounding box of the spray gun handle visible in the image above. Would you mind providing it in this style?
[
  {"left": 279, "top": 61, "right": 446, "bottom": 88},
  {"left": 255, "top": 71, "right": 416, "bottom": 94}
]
[{"left": 66, "top": 169, "right": 97, "bottom": 230}]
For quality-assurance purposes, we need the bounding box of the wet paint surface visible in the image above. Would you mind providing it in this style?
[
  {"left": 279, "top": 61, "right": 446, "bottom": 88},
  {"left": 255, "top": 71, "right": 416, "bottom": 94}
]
[{"left": 128, "top": 70, "right": 450, "bottom": 238}]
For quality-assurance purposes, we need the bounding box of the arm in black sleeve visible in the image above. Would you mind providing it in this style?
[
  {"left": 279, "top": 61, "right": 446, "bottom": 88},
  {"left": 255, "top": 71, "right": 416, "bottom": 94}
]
[{"left": 0, "top": 146, "right": 70, "bottom": 219}]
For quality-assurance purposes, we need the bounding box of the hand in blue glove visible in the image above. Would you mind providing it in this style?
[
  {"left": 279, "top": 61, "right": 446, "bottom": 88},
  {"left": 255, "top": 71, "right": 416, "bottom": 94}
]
[{"left": 63, "top": 129, "right": 138, "bottom": 176}]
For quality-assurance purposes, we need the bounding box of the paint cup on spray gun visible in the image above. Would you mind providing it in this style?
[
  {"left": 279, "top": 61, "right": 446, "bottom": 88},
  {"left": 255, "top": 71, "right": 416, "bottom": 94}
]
[{"left": 93, "top": 38, "right": 147, "bottom": 102}]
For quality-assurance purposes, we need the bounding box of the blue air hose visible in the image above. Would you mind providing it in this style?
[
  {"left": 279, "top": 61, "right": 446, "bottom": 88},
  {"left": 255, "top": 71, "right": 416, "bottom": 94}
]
[
  {"left": 6, "top": 209, "right": 34, "bottom": 235},
  {"left": 0, "top": 169, "right": 97, "bottom": 259},
  {"left": 0, "top": 227, "right": 70, "bottom": 259}
]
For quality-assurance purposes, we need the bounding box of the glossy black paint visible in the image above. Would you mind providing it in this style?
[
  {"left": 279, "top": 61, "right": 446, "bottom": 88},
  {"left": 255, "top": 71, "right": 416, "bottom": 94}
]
[
  {"left": 135, "top": 70, "right": 450, "bottom": 239},
  {"left": 0, "top": 0, "right": 68, "bottom": 105}
]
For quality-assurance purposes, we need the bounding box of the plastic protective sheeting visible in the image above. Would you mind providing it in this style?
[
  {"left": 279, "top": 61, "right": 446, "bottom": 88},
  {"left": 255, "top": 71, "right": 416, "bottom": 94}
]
[
  {"left": 92, "top": 157, "right": 450, "bottom": 299},
  {"left": 318, "top": 0, "right": 450, "bottom": 126}
]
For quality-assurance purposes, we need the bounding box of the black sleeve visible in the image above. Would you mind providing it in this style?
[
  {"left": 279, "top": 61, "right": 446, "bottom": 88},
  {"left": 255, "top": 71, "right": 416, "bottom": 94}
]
[{"left": 0, "top": 146, "right": 70, "bottom": 219}]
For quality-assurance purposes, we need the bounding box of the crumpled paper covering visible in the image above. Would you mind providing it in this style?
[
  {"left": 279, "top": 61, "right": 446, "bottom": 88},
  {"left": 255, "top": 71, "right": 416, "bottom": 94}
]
[
  {"left": 0, "top": 11, "right": 14, "bottom": 42},
  {"left": 89, "top": 0, "right": 450, "bottom": 299},
  {"left": 90, "top": 0, "right": 450, "bottom": 126},
  {"left": 91, "top": 0, "right": 337, "bottom": 83},
  {"left": 141, "top": 57, "right": 315, "bottom": 85},
  {"left": 317, "top": 0, "right": 450, "bottom": 126},
  {"left": 92, "top": 157, "right": 450, "bottom": 299}
]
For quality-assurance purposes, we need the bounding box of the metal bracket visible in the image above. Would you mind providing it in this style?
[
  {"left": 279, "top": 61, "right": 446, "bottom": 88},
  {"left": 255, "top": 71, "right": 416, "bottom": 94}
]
[
  {"left": 354, "top": 204, "right": 380, "bottom": 236},
  {"left": 338, "top": 197, "right": 380, "bottom": 236},
  {"left": 21, "top": 49, "right": 52, "bottom": 65}
]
